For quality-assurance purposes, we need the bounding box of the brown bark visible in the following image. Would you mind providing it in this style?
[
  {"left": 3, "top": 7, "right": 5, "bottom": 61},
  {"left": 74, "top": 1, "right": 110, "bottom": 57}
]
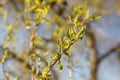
[
  {"left": 86, "top": 24, "right": 99, "bottom": 80},
  {"left": 86, "top": 24, "right": 120, "bottom": 80}
]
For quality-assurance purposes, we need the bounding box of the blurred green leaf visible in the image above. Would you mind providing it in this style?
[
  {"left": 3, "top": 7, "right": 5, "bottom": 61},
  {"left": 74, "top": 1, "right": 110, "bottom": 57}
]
[
  {"left": 51, "top": 56, "right": 57, "bottom": 61},
  {"left": 58, "top": 60, "right": 63, "bottom": 70}
]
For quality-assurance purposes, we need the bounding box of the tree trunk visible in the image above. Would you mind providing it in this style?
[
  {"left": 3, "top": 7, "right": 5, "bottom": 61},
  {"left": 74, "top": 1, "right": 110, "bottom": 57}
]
[{"left": 86, "top": 24, "right": 99, "bottom": 80}]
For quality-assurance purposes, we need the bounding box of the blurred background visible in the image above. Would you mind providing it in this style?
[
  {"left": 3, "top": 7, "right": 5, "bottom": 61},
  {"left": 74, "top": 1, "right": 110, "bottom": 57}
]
[{"left": 0, "top": 0, "right": 120, "bottom": 80}]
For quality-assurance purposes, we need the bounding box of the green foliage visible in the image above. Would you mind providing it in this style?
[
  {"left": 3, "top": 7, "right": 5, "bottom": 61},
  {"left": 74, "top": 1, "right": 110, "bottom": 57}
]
[{"left": 58, "top": 60, "right": 63, "bottom": 70}]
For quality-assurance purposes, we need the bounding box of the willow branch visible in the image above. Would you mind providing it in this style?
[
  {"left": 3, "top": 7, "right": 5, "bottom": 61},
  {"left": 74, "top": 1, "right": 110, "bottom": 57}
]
[{"left": 47, "top": 19, "right": 87, "bottom": 74}]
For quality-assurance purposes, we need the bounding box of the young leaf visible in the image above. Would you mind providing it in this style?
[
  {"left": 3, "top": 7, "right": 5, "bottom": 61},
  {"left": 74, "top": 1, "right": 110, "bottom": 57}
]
[
  {"left": 89, "top": 16, "right": 101, "bottom": 21},
  {"left": 78, "top": 25, "right": 86, "bottom": 40},
  {"left": 51, "top": 56, "right": 57, "bottom": 61},
  {"left": 74, "top": 15, "right": 79, "bottom": 26},
  {"left": 54, "top": 50, "right": 61, "bottom": 55},
  {"left": 58, "top": 60, "right": 63, "bottom": 70},
  {"left": 67, "top": 27, "right": 71, "bottom": 39},
  {"left": 34, "top": 36, "right": 41, "bottom": 44},
  {"left": 85, "top": 9, "right": 90, "bottom": 19},
  {"left": 7, "top": 24, "right": 12, "bottom": 31},
  {"left": 72, "top": 26, "right": 76, "bottom": 34},
  {"left": 64, "top": 52, "right": 69, "bottom": 56},
  {"left": 68, "top": 15, "right": 73, "bottom": 23}
]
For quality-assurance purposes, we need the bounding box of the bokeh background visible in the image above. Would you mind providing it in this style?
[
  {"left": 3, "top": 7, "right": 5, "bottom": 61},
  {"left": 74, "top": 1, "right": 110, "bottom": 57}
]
[{"left": 0, "top": 0, "right": 120, "bottom": 80}]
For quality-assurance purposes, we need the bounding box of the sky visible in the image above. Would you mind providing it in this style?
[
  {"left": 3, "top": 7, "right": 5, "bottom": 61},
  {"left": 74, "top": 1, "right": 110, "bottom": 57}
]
[{"left": 0, "top": 3, "right": 120, "bottom": 80}]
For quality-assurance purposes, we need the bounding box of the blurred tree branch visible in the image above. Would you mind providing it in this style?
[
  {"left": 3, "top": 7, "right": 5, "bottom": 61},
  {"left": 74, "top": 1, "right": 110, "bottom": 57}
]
[
  {"left": 86, "top": 23, "right": 99, "bottom": 80},
  {"left": 98, "top": 44, "right": 120, "bottom": 63}
]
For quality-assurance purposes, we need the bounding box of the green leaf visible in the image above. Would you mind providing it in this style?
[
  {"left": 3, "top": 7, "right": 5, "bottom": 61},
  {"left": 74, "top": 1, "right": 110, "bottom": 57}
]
[
  {"left": 64, "top": 52, "right": 69, "bottom": 56},
  {"left": 47, "top": 73, "right": 52, "bottom": 77},
  {"left": 85, "top": 9, "right": 90, "bottom": 19},
  {"left": 68, "top": 15, "right": 73, "bottom": 23},
  {"left": 80, "top": 26, "right": 86, "bottom": 34},
  {"left": 7, "top": 24, "right": 12, "bottom": 31},
  {"left": 67, "top": 27, "right": 71, "bottom": 39},
  {"left": 51, "top": 56, "right": 57, "bottom": 61},
  {"left": 34, "top": 36, "right": 41, "bottom": 44},
  {"left": 62, "top": 37, "right": 70, "bottom": 49},
  {"left": 95, "top": 16, "right": 101, "bottom": 20},
  {"left": 89, "top": 16, "right": 101, "bottom": 21},
  {"left": 58, "top": 60, "right": 63, "bottom": 70},
  {"left": 78, "top": 26, "right": 86, "bottom": 40},
  {"left": 74, "top": 15, "right": 79, "bottom": 26},
  {"left": 35, "top": 8, "right": 44, "bottom": 14},
  {"left": 44, "top": 18, "right": 50, "bottom": 24},
  {"left": 54, "top": 50, "right": 61, "bottom": 55},
  {"left": 72, "top": 26, "right": 76, "bottom": 34},
  {"left": 35, "top": 0, "right": 40, "bottom": 5},
  {"left": 43, "top": 58, "right": 49, "bottom": 66},
  {"left": 25, "top": 20, "right": 30, "bottom": 26},
  {"left": 29, "top": 5, "right": 37, "bottom": 12}
]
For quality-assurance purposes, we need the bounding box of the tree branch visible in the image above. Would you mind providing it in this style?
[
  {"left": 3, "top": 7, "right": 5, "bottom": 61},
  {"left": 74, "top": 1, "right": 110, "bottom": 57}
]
[
  {"left": 86, "top": 24, "right": 99, "bottom": 80},
  {"left": 98, "top": 44, "right": 120, "bottom": 63}
]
